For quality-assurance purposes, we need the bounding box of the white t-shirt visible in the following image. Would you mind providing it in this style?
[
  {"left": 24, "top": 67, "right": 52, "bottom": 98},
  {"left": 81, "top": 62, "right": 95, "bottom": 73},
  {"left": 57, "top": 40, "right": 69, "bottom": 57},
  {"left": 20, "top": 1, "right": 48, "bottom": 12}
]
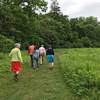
[{"left": 39, "top": 47, "right": 46, "bottom": 55}]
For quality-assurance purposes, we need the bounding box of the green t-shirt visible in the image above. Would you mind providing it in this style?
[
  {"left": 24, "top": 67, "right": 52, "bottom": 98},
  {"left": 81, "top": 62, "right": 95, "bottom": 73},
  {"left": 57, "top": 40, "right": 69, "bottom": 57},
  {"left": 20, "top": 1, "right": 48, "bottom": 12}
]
[{"left": 9, "top": 48, "right": 23, "bottom": 62}]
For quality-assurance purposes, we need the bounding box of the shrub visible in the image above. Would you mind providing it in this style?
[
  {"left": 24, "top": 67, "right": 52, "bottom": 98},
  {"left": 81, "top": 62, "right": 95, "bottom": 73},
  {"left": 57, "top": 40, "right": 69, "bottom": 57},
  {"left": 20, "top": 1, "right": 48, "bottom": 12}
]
[{"left": 0, "top": 34, "right": 15, "bottom": 52}]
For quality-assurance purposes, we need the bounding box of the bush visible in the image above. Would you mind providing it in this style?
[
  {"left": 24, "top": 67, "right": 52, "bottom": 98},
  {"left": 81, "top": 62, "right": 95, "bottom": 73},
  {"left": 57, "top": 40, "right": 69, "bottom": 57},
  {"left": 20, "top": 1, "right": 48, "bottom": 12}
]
[
  {"left": 28, "top": 35, "right": 44, "bottom": 46},
  {"left": 0, "top": 34, "right": 15, "bottom": 52},
  {"left": 59, "top": 49, "right": 100, "bottom": 97}
]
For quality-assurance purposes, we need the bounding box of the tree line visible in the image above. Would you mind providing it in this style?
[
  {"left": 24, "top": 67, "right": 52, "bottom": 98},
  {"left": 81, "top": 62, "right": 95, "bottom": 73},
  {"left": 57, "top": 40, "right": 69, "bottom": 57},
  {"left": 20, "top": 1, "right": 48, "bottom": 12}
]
[{"left": 0, "top": 0, "right": 100, "bottom": 52}]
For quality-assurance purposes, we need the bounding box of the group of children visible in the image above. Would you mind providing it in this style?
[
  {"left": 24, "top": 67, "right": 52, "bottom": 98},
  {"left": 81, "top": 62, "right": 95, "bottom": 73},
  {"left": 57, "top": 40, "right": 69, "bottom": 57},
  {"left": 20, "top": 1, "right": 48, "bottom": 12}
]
[
  {"left": 28, "top": 44, "right": 46, "bottom": 69},
  {"left": 9, "top": 43, "right": 55, "bottom": 81}
]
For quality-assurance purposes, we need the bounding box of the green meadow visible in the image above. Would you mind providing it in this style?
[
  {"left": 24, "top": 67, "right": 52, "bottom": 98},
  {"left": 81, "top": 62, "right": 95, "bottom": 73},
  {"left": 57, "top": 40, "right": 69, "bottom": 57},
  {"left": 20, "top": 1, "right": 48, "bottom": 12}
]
[
  {"left": 58, "top": 48, "right": 100, "bottom": 99},
  {"left": 0, "top": 49, "right": 100, "bottom": 100}
]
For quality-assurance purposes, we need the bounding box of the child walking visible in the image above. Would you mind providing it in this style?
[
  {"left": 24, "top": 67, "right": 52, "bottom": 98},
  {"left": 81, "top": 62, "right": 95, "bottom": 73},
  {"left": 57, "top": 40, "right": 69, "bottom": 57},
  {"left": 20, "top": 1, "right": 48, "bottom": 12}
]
[
  {"left": 28, "top": 42, "right": 35, "bottom": 67},
  {"left": 33, "top": 45, "right": 39, "bottom": 69},
  {"left": 9, "top": 43, "right": 23, "bottom": 81},
  {"left": 46, "top": 45, "right": 55, "bottom": 70},
  {"left": 39, "top": 45, "right": 46, "bottom": 65}
]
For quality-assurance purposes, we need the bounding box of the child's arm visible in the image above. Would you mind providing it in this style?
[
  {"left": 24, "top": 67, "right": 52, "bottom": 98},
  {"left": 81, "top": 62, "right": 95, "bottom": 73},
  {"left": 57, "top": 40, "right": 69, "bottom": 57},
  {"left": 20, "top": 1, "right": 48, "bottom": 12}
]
[
  {"left": 9, "top": 50, "right": 13, "bottom": 57},
  {"left": 44, "top": 48, "right": 46, "bottom": 55}
]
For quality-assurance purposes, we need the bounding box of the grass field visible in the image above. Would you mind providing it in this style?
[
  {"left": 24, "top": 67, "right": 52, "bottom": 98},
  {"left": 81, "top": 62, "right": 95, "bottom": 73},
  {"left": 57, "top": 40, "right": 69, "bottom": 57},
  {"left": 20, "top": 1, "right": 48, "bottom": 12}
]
[
  {"left": 0, "top": 51, "right": 79, "bottom": 100},
  {"left": 58, "top": 48, "right": 100, "bottom": 99},
  {"left": 0, "top": 49, "right": 100, "bottom": 100}
]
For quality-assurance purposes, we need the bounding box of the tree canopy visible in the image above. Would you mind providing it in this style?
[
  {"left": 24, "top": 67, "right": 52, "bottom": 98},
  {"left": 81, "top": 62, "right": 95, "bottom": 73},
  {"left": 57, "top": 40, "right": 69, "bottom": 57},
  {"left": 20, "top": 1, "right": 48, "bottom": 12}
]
[{"left": 0, "top": 0, "right": 100, "bottom": 51}]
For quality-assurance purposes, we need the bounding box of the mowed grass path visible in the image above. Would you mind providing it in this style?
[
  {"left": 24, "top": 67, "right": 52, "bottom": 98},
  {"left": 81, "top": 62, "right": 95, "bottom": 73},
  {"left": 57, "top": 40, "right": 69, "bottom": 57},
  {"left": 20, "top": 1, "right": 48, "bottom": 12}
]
[{"left": 0, "top": 52, "right": 78, "bottom": 100}]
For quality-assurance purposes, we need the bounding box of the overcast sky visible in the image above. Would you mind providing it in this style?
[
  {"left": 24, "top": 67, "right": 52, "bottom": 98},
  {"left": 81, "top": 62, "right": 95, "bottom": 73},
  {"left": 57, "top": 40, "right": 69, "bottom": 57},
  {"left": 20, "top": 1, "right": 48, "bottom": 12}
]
[{"left": 46, "top": 0, "right": 100, "bottom": 21}]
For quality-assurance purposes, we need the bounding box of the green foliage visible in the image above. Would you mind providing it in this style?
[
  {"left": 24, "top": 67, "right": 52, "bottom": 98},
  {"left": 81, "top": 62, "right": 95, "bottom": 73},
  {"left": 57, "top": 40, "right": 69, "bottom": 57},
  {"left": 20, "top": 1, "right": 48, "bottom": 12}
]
[
  {"left": 59, "top": 49, "right": 100, "bottom": 97},
  {"left": 50, "top": 0, "right": 61, "bottom": 14},
  {"left": 70, "top": 17, "right": 100, "bottom": 48},
  {"left": 0, "top": 34, "right": 15, "bottom": 52},
  {"left": 0, "top": 0, "right": 100, "bottom": 49},
  {"left": 30, "top": 35, "right": 44, "bottom": 46},
  {"left": 81, "top": 37, "right": 92, "bottom": 47}
]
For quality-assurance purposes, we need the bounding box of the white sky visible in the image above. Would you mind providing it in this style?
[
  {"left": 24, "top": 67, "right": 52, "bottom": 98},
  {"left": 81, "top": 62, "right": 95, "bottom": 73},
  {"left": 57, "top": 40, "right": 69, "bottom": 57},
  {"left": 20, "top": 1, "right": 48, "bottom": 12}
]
[{"left": 46, "top": 0, "right": 100, "bottom": 21}]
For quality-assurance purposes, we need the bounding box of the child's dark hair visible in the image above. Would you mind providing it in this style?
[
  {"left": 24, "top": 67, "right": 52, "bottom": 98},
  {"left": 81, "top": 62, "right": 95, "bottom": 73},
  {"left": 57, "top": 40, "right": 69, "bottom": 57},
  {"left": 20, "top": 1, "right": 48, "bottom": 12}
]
[
  {"left": 29, "top": 41, "right": 34, "bottom": 45},
  {"left": 34, "top": 45, "right": 38, "bottom": 50}
]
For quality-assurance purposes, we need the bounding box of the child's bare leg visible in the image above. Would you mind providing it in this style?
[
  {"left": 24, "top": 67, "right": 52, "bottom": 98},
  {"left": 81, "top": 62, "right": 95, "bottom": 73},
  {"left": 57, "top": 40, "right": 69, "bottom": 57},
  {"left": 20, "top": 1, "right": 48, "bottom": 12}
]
[
  {"left": 40, "top": 56, "right": 42, "bottom": 64},
  {"left": 49, "top": 63, "right": 53, "bottom": 70},
  {"left": 51, "top": 62, "right": 54, "bottom": 67},
  {"left": 14, "top": 71, "right": 19, "bottom": 81}
]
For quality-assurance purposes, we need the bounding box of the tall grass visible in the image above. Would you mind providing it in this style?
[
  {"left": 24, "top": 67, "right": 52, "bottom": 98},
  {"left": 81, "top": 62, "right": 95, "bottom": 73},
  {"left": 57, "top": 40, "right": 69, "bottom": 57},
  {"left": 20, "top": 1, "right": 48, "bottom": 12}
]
[
  {"left": 58, "top": 48, "right": 100, "bottom": 98},
  {"left": 0, "top": 51, "right": 29, "bottom": 73},
  {"left": 0, "top": 52, "right": 10, "bottom": 73}
]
